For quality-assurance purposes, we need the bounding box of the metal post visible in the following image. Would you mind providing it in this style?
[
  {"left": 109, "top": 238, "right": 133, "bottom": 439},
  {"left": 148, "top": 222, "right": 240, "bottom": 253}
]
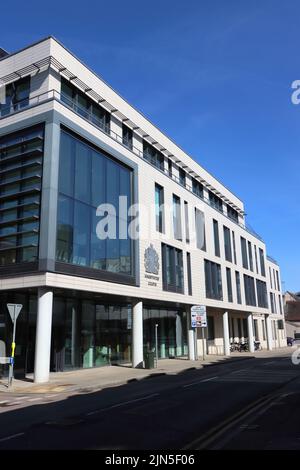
[
  {"left": 8, "top": 307, "right": 17, "bottom": 388},
  {"left": 201, "top": 327, "right": 205, "bottom": 361},
  {"left": 194, "top": 328, "right": 198, "bottom": 360},
  {"left": 155, "top": 324, "right": 158, "bottom": 368}
]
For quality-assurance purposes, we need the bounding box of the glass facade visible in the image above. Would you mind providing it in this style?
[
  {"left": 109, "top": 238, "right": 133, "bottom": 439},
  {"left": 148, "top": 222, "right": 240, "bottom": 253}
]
[
  {"left": 56, "top": 129, "right": 133, "bottom": 276},
  {"left": 0, "top": 125, "right": 44, "bottom": 266},
  {"left": 0, "top": 289, "right": 190, "bottom": 375},
  {"left": 0, "top": 291, "right": 36, "bottom": 377},
  {"left": 143, "top": 307, "right": 188, "bottom": 358},
  {"left": 51, "top": 296, "right": 132, "bottom": 370}
]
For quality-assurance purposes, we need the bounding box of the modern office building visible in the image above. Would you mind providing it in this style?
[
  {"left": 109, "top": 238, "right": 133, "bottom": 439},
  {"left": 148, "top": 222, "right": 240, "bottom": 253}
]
[{"left": 0, "top": 37, "right": 286, "bottom": 383}]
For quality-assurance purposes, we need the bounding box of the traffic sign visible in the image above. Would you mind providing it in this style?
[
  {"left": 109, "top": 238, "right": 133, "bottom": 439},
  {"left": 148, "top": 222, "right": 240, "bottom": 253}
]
[
  {"left": 6, "top": 303, "right": 23, "bottom": 388},
  {"left": 191, "top": 305, "right": 207, "bottom": 328},
  {"left": 7, "top": 304, "right": 23, "bottom": 322}
]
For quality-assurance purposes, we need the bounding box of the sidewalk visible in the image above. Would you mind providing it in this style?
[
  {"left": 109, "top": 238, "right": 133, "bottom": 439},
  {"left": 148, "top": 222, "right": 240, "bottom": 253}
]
[{"left": 0, "top": 347, "right": 293, "bottom": 395}]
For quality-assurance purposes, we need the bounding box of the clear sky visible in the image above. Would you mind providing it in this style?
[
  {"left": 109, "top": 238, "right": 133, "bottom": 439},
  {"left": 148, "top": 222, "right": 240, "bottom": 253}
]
[{"left": 1, "top": 0, "right": 299, "bottom": 291}]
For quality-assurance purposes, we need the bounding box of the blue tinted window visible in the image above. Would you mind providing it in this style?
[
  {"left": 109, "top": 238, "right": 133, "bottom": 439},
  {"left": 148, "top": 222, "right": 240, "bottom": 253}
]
[{"left": 57, "top": 130, "right": 133, "bottom": 276}]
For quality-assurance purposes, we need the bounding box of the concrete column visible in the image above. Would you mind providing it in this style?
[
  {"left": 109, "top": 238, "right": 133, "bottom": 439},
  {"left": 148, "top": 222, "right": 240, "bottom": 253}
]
[
  {"left": 34, "top": 288, "right": 53, "bottom": 383},
  {"left": 187, "top": 309, "right": 195, "bottom": 360},
  {"left": 223, "top": 311, "right": 230, "bottom": 356},
  {"left": 247, "top": 314, "right": 255, "bottom": 353},
  {"left": 132, "top": 301, "right": 143, "bottom": 368},
  {"left": 188, "top": 330, "right": 195, "bottom": 361},
  {"left": 265, "top": 314, "right": 273, "bottom": 351}
]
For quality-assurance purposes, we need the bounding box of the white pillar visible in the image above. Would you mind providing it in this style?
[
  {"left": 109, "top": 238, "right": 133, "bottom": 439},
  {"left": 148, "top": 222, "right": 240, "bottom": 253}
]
[
  {"left": 187, "top": 309, "right": 195, "bottom": 360},
  {"left": 247, "top": 313, "right": 255, "bottom": 353},
  {"left": 223, "top": 311, "right": 230, "bottom": 356},
  {"left": 34, "top": 288, "right": 53, "bottom": 383},
  {"left": 188, "top": 329, "right": 195, "bottom": 361},
  {"left": 265, "top": 314, "right": 273, "bottom": 351},
  {"left": 132, "top": 301, "right": 143, "bottom": 368}
]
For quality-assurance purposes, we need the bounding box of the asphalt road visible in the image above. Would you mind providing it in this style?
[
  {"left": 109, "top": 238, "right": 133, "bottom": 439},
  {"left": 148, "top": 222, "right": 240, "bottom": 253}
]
[{"left": 0, "top": 351, "right": 299, "bottom": 450}]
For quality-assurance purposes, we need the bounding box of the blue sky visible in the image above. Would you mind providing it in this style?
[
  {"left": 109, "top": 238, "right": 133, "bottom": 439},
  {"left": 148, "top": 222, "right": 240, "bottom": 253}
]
[{"left": 1, "top": 0, "right": 299, "bottom": 291}]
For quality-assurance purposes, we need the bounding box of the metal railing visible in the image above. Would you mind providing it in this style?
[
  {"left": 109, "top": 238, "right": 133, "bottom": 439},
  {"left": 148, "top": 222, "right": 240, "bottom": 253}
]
[{"left": 0, "top": 89, "right": 263, "bottom": 241}]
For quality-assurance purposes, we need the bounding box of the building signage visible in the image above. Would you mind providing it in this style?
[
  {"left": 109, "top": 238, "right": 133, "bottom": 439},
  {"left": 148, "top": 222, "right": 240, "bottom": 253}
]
[
  {"left": 191, "top": 305, "right": 207, "bottom": 328},
  {"left": 144, "top": 244, "right": 160, "bottom": 286}
]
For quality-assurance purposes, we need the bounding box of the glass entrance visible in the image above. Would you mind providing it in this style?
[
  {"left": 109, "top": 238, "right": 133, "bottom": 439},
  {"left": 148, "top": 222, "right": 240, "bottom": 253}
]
[
  {"left": 143, "top": 307, "right": 188, "bottom": 358},
  {"left": 51, "top": 296, "right": 132, "bottom": 371}
]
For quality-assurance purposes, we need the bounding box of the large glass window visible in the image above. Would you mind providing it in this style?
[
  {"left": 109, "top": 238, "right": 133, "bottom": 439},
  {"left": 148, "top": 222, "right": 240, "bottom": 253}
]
[
  {"left": 187, "top": 252, "right": 192, "bottom": 295},
  {"left": 143, "top": 307, "right": 187, "bottom": 358},
  {"left": 276, "top": 271, "right": 280, "bottom": 291},
  {"left": 256, "top": 280, "right": 268, "bottom": 308},
  {"left": 192, "top": 178, "right": 203, "bottom": 198},
  {"left": 184, "top": 201, "right": 190, "bottom": 243},
  {"left": 254, "top": 245, "right": 259, "bottom": 273},
  {"left": 227, "top": 205, "right": 239, "bottom": 222},
  {"left": 0, "top": 125, "right": 44, "bottom": 266},
  {"left": 209, "top": 191, "right": 223, "bottom": 212},
  {"left": 143, "top": 141, "right": 164, "bottom": 171},
  {"left": 223, "top": 226, "right": 232, "bottom": 262},
  {"left": 259, "top": 248, "right": 266, "bottom": 277},
  {"left": 244, "top": 274, "right": 257, "bottom": 306},
  {"left": 155, "top": 184, "right": 164, "bottom": 233},
  {"left": 173, "top": 194, "right": 182, "bottom": 241},
  {"left": 241, "top": 237, "right": 248, "bottom": 269},
  {"left": 179, "top": 168, "right": 186, "bottom": 186},
  {"left": 61, "top": 78, "right": 110, "bottom": 133},
  {"left": 248, "top": 241, "right": 253, "bottom": 271},
  {"left": 162, "top": 243, "right": 184, "bottom": 293},
  {"left": 213, "top": 219, "right": 220, "bottom": 257},
  {"left": 50, "top": 297, "right": 132, "bottom": 370},
  {"left": 122, "top": 124, "right": 133, "bottom": 150},
  {"left": 56, "top": 129, "right": 133, "bottom": 276},
  {"left": 195, "top": 208, "right": 206, "bottom": 250},
  {"left": 226, "top": 268, "right": 233, "bottom": 302},
  {"left": 232, "top": 231, "right": 237, "bottom": 264},
  {"left": 204, "top": 259, "right": 223, "bottom": 300},
  {"left": 235, "top": 271, "right": 242, "bottom": 304}
]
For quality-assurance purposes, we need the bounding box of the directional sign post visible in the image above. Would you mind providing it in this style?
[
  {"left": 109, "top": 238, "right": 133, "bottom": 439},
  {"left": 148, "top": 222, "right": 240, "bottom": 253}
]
[
  {"left": 7, "top": 304, "right": 23, "bottom": 388},
  {"left": 191, "top": 305, "right": 207, "bottom": 361}
]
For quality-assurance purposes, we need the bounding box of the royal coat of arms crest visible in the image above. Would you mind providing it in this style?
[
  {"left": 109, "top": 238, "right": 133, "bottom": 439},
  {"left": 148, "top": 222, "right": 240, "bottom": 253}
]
[{"left": 144, "top": 244, "right": 159, "bottom": 275}]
